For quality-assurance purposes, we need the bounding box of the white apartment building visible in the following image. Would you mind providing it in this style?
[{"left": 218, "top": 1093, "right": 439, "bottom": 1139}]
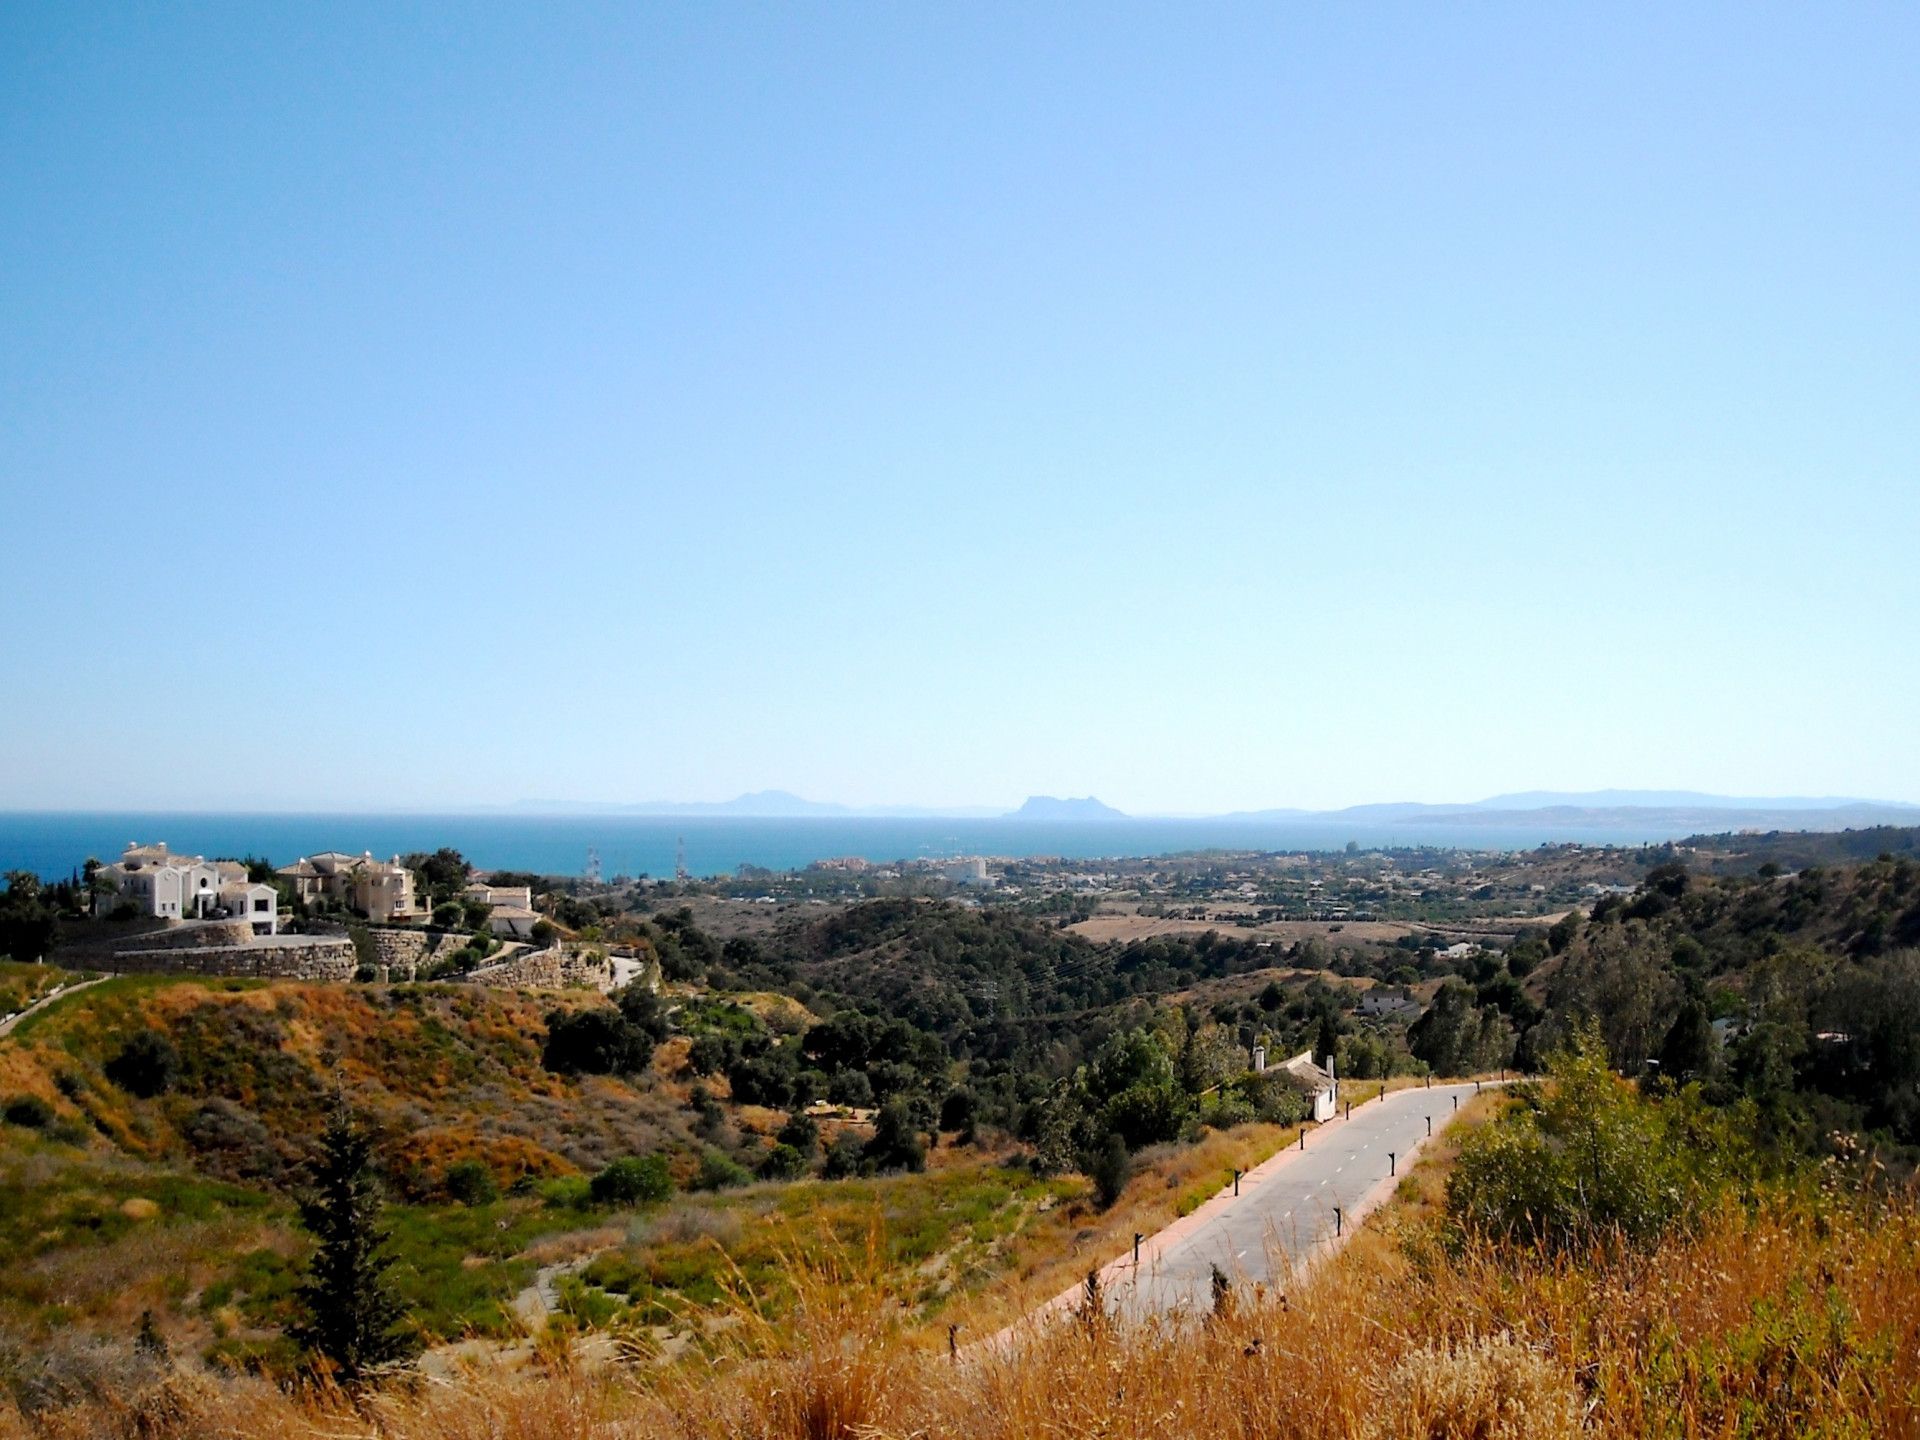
[{"left": 943, "top": 856, "right": 992, "bottom": 888}]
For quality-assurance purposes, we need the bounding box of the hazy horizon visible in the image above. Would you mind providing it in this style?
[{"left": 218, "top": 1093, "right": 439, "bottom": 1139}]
[
  {"left": 5, "top": 785, "right": 1917, "bottom": 820},
  {"left": 4, "top": 4, "right": 1915, "bottom": 812}
]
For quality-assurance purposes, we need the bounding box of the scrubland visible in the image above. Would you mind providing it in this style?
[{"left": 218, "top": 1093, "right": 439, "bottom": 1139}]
[
  {"left": 10, "top": 1042, "right": 1920, "bottom": 1439},
  {"left": 6, "top": 1160, "right": 1915, "bottom": 1438}
]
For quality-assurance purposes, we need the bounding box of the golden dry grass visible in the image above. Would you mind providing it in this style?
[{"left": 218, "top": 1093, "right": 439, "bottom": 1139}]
[{"left": 9, "top": 1181, "right": 1919, "bottom": 1440}]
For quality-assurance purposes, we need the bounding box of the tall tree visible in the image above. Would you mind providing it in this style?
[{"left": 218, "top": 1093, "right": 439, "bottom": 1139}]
[
  {"left": 289, "top": 1104, "right": 419, "bottom": 1382},
  {"left": 1653, "top": 997, "right": 1717, "bottom": 1087},
  {"left": 0, "top": 871, "right": 58, "bottom": 963},
  {"left": 1315, "top": 1009, "right": 1343, "bottom": 1068}
]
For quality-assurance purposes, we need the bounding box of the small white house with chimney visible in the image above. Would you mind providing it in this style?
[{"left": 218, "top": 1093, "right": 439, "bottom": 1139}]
[{"left": 1273, "top": 1046, "right": 1339, "bottom": 1122}]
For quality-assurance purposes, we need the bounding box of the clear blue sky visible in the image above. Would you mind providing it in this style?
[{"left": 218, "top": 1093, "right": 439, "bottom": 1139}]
[{"left": 2, "top": 3, "right": 1915, "bottom": 814}]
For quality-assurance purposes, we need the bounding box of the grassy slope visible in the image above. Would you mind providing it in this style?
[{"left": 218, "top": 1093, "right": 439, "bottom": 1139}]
[
  {"left": 0, "top": 974, "right": 1300, "bottom": 1368},
  {"left": 0, "top": 963, "right": 88, "bottom": 1025},
  {"left": 549, "top": 1119, "right": 1311, "bottom": 1346},
  {"left": 47, "top": 1090, "right": 1920, "bottom": 1437},
  {"left": 0, "top": 976, "right": 725, "bottom": 1358}
]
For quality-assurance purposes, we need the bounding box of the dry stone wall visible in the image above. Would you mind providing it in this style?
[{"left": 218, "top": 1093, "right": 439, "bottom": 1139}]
[
  {"left": 467, "top": 946, "right": 614, "bottom": 992},
  {"left": 133, "top": 920, "right": 257, "bottom": 950},
  {"left": 110, "top": 936, "right": 357, "bottom": 982},
  {"left": 54, "top": 918, "right": 236, "bottom": 968},
  {"left": 364, "top": 927, "right": 468, "bottom": 981}
]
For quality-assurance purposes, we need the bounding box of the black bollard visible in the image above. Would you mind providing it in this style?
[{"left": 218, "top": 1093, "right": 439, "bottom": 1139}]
[
  {"left": 1233, "top": 1168, "right": 1241, "bottom": 1196},
  {"left": 1426, "top": 1115, "right": 1432, "bottom": 1136},
  {"left": 1134, "top": 1232, "right": 1143, "bottom": 1265},
  {"left": 1389, "top": 1151, "right": 1396, "bottom": 1176}
]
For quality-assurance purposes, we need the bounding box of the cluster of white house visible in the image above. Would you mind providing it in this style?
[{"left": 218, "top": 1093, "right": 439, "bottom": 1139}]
[
  {"left": 94, "top": 844, "right": 282, "bottom": 934},
  {"left": 98, "top": 843, "right": 545, "bottom": 938}
]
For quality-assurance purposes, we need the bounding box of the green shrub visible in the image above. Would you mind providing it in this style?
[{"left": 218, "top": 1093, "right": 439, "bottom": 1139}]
[
  {"left": 1102, "top": 1081, "right": 1187, "bottom": 1149},
  {"left": 3, "top": 1094, "right": 53, "bottom": 1129},
  {"left": 538, "top": 1175, "right": 593, "bottom": 1210},
  {"left": 1199, "top": 1089, "right": 1256, "bottom": 1129},
  {"left": 105, "top": 1030, "right": 180, "bottom": 1098},
  {"left": 776, "top": 1110, "right": 819, "bottom": 1157},
  {"left": 822, "top": 1132, "right": 866, "bottom": 1179},
  {"left": 542, "top": 1006, "right": 651, "bottom": 1076},
  {"left": 590, "top": 1155, "right": 673, "bottom": 1207},
  {"left": 443, "top": 1158, "right": 499, "bottom": 1206},
  {"left": 693, "top": 1149, "right": 752, "bottom": 1191},
  {"left": 541, "top": 989, "right": 669, "bottom": 1077},
  {"left": 758, "top": 1142, "right": 808, "bottom": 1181},
  {"left": 1446, "top": 1025, "right": 1763, "bottom": 1250}
]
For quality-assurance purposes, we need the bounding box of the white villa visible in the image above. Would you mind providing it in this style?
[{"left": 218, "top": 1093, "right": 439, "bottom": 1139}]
[
  {"left": 464, "top": 878, "right": 541, "bottom": 937},
  {"left": 96, "top": 843, "right": 280, "bottom": 935},
  {"left": 277, "top": 851, "right": 426, "bottom": 923}
]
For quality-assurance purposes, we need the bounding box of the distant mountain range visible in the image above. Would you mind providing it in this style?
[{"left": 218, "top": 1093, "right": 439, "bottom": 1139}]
[
  {"left": 1217, "top": 792, "right": 1919, "bottom": 831},
  {"left": 514, "top": 789, "right": 1918, "bottom": 832},
  {"left": 1005, "top": 795, "right": 1129, "bottom": 822},
  {"left": 515, "top": 791, "right": 1004, "bottom": 819}
]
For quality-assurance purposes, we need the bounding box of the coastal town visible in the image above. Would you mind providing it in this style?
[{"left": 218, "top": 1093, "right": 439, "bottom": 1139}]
[{"left": 22, "top": 826, "right": 1714, "bottom": 1006}]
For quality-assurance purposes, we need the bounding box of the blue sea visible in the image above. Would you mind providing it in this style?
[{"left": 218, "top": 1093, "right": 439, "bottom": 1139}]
[{"left": 0, "top": 811, "right": 1681, "bottom": 882}]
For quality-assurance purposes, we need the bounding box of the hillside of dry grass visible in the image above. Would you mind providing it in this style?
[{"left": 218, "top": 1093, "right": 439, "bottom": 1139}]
[
  {"left": 0, "top": 975, "right": 706, "bottom": 1184},
  {"left": 0, "top": 975, "right": 764, "bottom": 1364},
  {"left": 6, "top": 1102, "right": 1915, "bottom": 1439},
  {"left": 0, "top": 969, "right": 1319, "bottom": 1381}
]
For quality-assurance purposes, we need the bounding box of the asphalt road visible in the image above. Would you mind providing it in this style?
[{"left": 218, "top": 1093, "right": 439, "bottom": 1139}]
[{"left": 1102, "top": 1081, "right": 1488, "bottom": 1318}]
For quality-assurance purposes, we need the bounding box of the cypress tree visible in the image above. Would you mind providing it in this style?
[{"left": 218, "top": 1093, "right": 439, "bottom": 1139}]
[{"left": 289, "top": 1103, "right": 419, "bottom": 1382}]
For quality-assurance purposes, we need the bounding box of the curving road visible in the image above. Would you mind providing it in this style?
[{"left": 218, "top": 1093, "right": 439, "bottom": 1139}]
[
  {"left": 1107, "top": 1080, "right": 1486, "bottom": 1316},
  {"left": 999, "top": 1080, "right": 1493, "bottom": 1338}
]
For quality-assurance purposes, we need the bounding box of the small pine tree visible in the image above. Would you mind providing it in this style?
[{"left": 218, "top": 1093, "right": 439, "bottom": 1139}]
[
  {"left": 135, "top": 1308, "right": 170, "bottom": 1361},
  {"left": 1086, "top": 1130, "right": 1131, "bottom": 1209},
  {"left": 289, "top": 1103, "right": 419, "bottom": 1382}
]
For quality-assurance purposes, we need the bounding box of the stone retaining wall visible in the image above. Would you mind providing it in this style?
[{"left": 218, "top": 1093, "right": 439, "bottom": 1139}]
[
  {"left": 110, "top": 937, "right": 357, "bottom": 982},
  {"left": 467, "top": 946, "right": 613, "bottom": 992},
  {"left": 132, "top": 920, "right": 258, "bottom": 950},
  {"left": 54, "top": 918, "right": 233, "bottom": 968},
  {"left": 364, "top": 927, "right": 468, "bottom": 982}
]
